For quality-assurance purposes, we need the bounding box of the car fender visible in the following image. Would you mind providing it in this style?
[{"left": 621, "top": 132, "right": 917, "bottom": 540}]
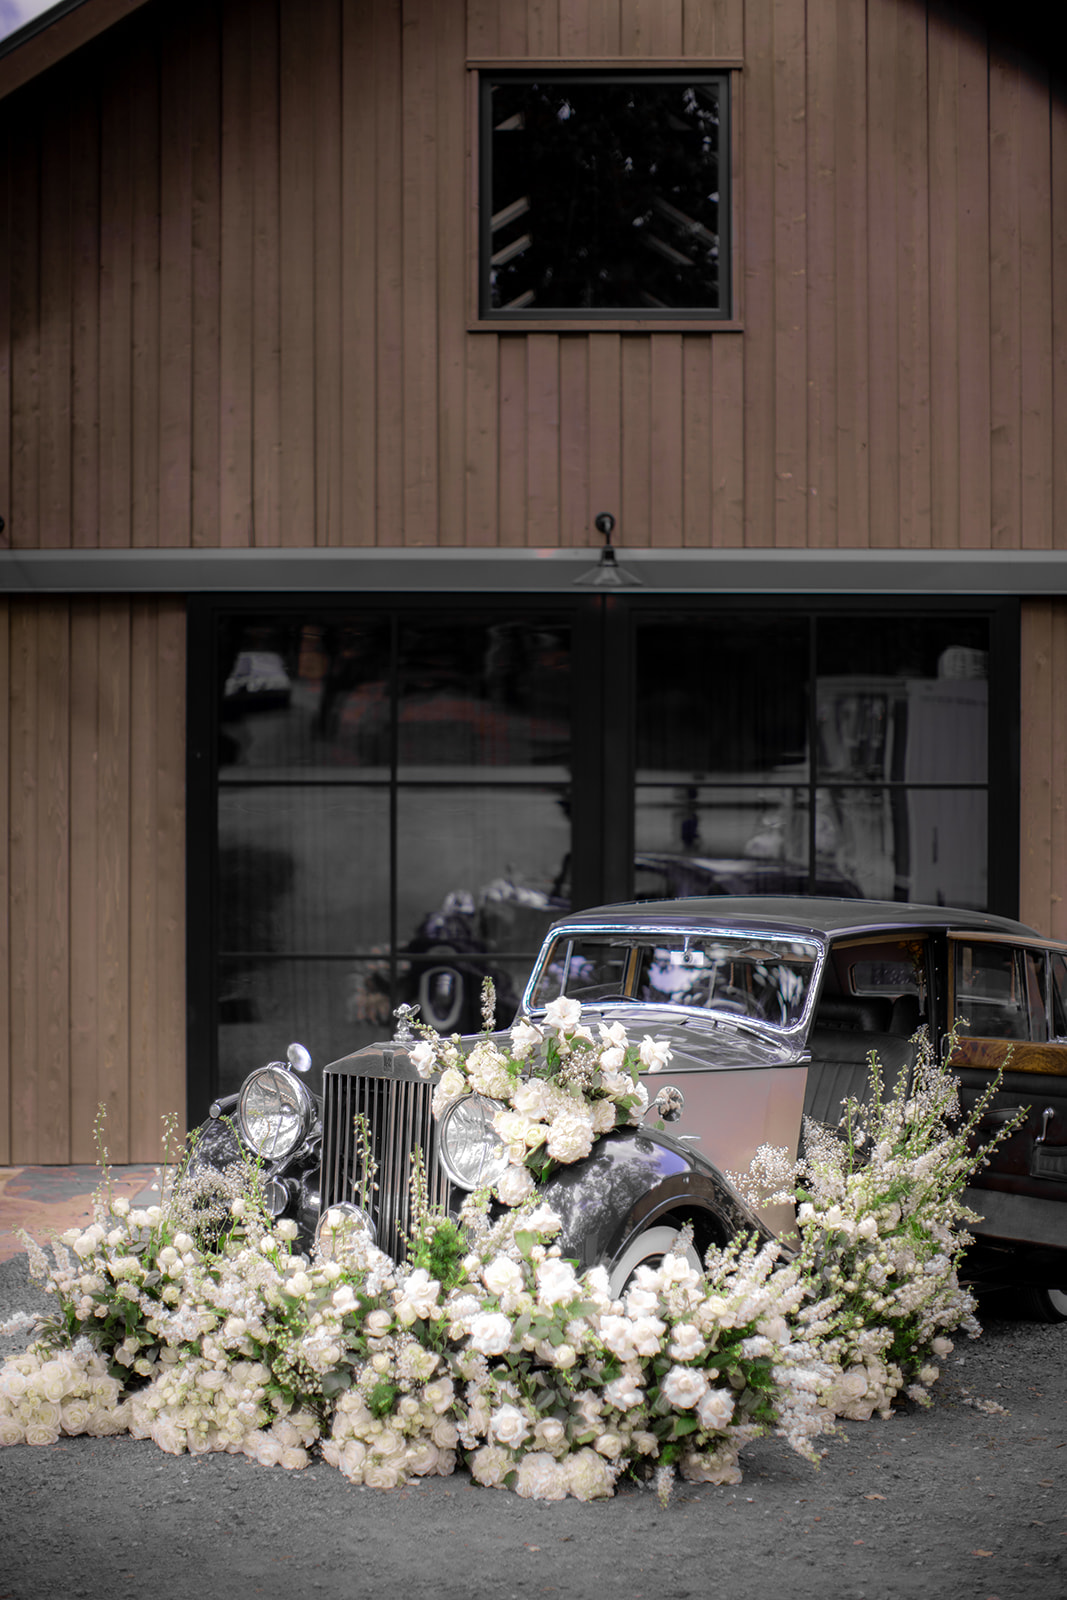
[{"left": 536, "top": 1127, "right": 772, "bottom": 1275}]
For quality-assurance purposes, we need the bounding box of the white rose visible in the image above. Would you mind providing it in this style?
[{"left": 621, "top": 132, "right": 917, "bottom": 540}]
[
  {"left": 523, "top": 1204, "right": 562, "bottom": 1237},
  {"left": 625, "top": 1286, "right": 659, "bottom": 1318},
  {"left": 411, "top": 1039, "right": 437, "bottom": 1078},
  {"left": 594, "top": 1431, "right": 623, "bottom": 1460},
  {"left": 509, "top": 1020, "right": 542, "bottom": 1060},
  {"left": 630, "top": 1315, "right": 667, "bottom": 1355},
  {"left": 437, "top": 1066, "right": 466, "bottom": 1102},
  {"left": 660, "top": 1365, "right": 709, "bottom": 1409},
  {"left": 599, "top": 1067, "right": 631, "bottom": 1098},
  {"left": 668, "top": 1323, "right": 706, "bottom": 1362},
  {"left": 489, "top": 1403, "right": 529, "bottom": 1449},
  {"left": 511, "top": 1078, "right": 551, "bottom": 1118},
  {"left": 604, "top": 1374, "right": 644, "bottom": 1411},
  {"left": 494, "top": 1166, "right": 535, "bottom": 1206},
  {"left": 536, "top": 1258, "right": 579, "bottom": 1307},
  {"left": 598, "top": 1316, "right": 638, "bottom": 1363},
  {"left": 514, "top": 1452, "right": 567, "bottom": 1500},
  {"left": 543, "top": 996, "right": 584, "bottom": 1033},
  {"left": 24, "top": 1421, "right": 61, "bottom": 1447},
  {"left": 695, "top": 1386, "right": 735, "bottom": 1432},
  {"left": 592, "top": 1100, "right": 617, "bottom": 1134},
  {"left": 482, "top": 1256, "right": 524, "bottom": 1298},
  {"left": 598, "top": 1045, "right": 626, "bottom": 1071},
  {"left": 394, "top": 1268, "right": 440, "bottom": 1325},
  {"left": 534, "top": 1416, "right": 566, "bottom": 1451},
  {"left": 564, "top": 1447, "right": 616, "bottom": 1502},
  {"left": 468, "top": 1312, "right": 514, "bottom": 1357},
  {"left": 469, "top": 1444, "right": 510, "bottom": 1487},
  {"left": 638, "top": 1035, "right": 672, "bottom": 1072}
]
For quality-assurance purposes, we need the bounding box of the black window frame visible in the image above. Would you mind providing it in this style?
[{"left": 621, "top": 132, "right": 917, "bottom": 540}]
[
  {"left": 478, "top": 68, "right": 733, "bottom": 323},
  {"left": 186, "top": 592, "right": 1019, "bottom": 1122}
]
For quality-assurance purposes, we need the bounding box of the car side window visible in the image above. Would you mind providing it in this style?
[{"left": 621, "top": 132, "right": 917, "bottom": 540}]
[
  {"left": 1049, "top": 952, "right": 1067, "bottom": 1039},
  {"left": 953, "top": 943, "right": 1047, "bottom": 1042}
]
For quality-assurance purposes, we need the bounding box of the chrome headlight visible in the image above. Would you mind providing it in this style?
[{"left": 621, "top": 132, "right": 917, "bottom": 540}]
[
  {"left": 315, "top": 1202, "right": 377, "bottom": 1260},
  {"left": 437, "top": 1095, "right": 511, "bottom": 1190},
  {"left": 237, "top": 1066, "right": 315, "bottom": 1161}
]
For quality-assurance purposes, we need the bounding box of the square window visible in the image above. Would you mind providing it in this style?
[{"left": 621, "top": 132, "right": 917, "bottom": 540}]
[{"left": 479, "top": 72, "right": 730, "bottom": 320}]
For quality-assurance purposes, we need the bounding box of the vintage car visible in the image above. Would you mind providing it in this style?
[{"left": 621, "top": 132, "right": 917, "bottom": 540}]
[{"left": 187, "top": 897, "right": 1067, "bottom": 1320}]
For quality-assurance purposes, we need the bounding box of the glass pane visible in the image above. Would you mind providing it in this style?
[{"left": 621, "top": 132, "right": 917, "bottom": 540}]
[
  {"left": 396, "top": 782, "right": 570, "bottom": 958},
  {"left": 1025, "top": 950, "right": 1048, "bottom": 1042},
  {"left": 1050, "top": 952, "right": 1067, "bottom": 1038},
  {"left": 817, "top": 787, "right": 987, "bottom": 906},
  {"left": 488, "top": 77, "right": 724, "bottom": 312},
  {"left": 529, "top": 932, "right": 818, "bottom": 1026},
  {"left": 633, "top": 784, "right": 866, "bottom": 898},
  {"left": 396, "top": 617, "right": 570, "bottom": 770},
  {"left": 220, "top": 618, "right": 393, "bottom": 772},
  {"left": 218, "top": 785, "right": 390, "bottom": 955},
  {"left": 954, "top": 944, "right": 1031, "bottom": 1041},
  {"left": 816, "top": 616, "right": 988, "bottom": 784},
  {"left": 635, "top": 613, "right": 808, "bottom": 780},
  {"left": 216, "top": 958, "right": 390, "bottom": 1099}
]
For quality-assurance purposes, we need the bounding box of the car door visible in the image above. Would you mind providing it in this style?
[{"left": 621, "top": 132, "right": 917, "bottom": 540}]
[{"left": 947, "top": 932, "right": 1067, "bottom": 1250}]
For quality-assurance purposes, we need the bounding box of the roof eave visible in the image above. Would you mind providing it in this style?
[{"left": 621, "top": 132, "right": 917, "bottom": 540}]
[{"left": 0, "top": 0, "right": 154, "bottom": 103}]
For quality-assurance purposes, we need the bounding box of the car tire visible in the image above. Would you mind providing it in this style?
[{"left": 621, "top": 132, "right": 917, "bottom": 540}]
[
  {"left": 1017, "top": 1285, "right": 1067, "bottom": 1323},
  {"left": 608, "top": 1224, "right": 703, "bottom": 1298}
]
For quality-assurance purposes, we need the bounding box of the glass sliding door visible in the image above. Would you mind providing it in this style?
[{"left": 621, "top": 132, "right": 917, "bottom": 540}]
[
  {"left": 188, "top": 593, "right": 1014, "bottom": 1113},
  {"left": 206, "top": 604, "right": 574, "bottom": 1099}
]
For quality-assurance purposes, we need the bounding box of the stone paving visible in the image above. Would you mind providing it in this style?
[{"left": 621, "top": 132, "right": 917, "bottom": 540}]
[{"left": 0, "top": 1165, "right": 162, "bottom": 1262}]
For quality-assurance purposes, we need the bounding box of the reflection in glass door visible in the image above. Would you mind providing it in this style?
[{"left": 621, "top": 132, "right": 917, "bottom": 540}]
[
  {"left": 632, "top": 606, "right": 995, "bottom": 911},
  {"left": 209, "top": 606, "right": 573, "bottom": 1098}
]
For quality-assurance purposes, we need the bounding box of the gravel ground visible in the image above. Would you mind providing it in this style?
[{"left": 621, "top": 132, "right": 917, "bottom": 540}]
[{"left": 1, "top": 1252, "right": 1064, "bottom": 1600}]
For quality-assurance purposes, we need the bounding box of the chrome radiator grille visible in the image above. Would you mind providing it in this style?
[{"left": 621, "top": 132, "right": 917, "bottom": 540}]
[{"left": 319, "top": 1049, "right": 450, "bottom": 1262}]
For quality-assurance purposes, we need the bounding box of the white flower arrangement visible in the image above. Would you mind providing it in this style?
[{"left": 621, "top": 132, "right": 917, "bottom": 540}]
[
  {"left": 411, "top": 982, "right": 670, "bottom": 1205},
  {"left": 0, "top": 1013, "right": 1023, "bottom": 1502}
]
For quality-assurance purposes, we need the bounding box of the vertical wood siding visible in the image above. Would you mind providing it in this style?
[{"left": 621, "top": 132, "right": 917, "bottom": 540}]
[
  {"left": 0, "top": 0, "right": 1061, "bottom": 553},
  {"left": 0, "top": 598, "right": 185, "bottom": 1165},
  {"left": 0, "top": 1, "right": 1064, "bottom": 1153},
  {"left": 1020, "top": 601, "right": 1067, "bottom": 943}
]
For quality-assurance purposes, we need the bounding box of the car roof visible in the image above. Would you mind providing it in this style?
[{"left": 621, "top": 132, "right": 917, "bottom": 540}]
[{"left": 548, "top": 895, "right": 1046, "bottom": 942}]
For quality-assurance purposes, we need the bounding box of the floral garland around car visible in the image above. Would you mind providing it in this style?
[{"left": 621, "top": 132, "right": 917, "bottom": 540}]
[
  {"left": 0, "top": 1009, "right": 1023, "bottom": 1501},
  {"left": 409, "top": 988, "right": 672, "bottom": 1206}
]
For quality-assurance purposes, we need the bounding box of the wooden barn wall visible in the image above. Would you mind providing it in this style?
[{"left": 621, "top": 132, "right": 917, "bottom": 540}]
[
  {"left": 0, "top": 0, "right": 1062, "bottom": 552},
  {"left": 1020, "top": 600, "right": 1067, "bottom": 944},
  {"left": 0, "top": 598, "right": 185, "bottom": 1166},
  {"left": 0, "top": 0, "right": 1064, "bottom": 1157}
]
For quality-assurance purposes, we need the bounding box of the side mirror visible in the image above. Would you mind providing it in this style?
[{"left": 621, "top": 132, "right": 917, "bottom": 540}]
[{"left": 648, "top": 1084, "right": 685, "bottom": 1123}]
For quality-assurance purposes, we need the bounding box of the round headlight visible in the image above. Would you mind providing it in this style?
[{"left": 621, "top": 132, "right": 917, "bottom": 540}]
[
  {"left": 315, "top": 1202, "right": 377, "bottom": 1262},
  {"left": 437, "top": 1095, "right": 511, "bottom": 1190},
  {"left": 238, "top": 1066, "right": 314, "bottom": 1161}
]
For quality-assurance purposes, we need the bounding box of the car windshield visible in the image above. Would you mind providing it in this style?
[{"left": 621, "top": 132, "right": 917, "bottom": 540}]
[{"left": 528, "top": 931, "right": 820, "bottom": 1028}]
